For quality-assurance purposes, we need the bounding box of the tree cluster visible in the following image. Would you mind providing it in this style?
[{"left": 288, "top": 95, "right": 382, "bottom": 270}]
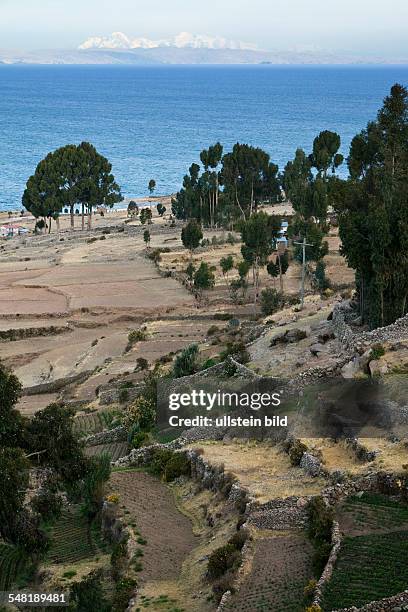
[{"left": 22, "top": 142, "right": 123, "bottom": 231}]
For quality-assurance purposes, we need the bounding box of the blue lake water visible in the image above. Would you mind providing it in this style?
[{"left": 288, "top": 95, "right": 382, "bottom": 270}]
[{"left": 0, "top": 64, "right": 408, "bottom": 211}]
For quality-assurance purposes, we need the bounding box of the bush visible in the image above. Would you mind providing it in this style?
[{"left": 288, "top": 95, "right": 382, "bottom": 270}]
[
  {"left": 112, "top": 577, "right": 137, "bottom": 612},
  {"left": 307, "top": 496, "right": 334, "bottom": 574},
  {"left": 173, "top": 344, "right": 199, "bottom": 378},
  {"left": 370, "top": 343, "right": 386, "bottom": 361},
  {"left": 136, "top": 357, "right": 149, "bottom": 371},
  {"left": 149, "top": 449, "right": 190, "bottom": 482},
  {"left": 214, "top": 313, "right": 233, "bottom": 321},
  {"left": 201, "top": 357, "right": 218, "bottom": 371},
  {"left": 31, "top": 488, "right": 62, "bottom": 522},
  {"left": 131, "top": 430, "right": 153, "bottom": 449},
  {"left": 314, "top": 260, "right": 331, "bottom": 291},
  {"left": 128, "top": 328, "right": 148, "bottom": 343},
  {"left": 220, "top": 342, "right": 250, "bottom": 365},
  {"left": 207, "top": 543, "right": 241, "bottom": 580},
  {"left": 81, "top": 453, "right": 112, "bottom": 519},
  {"left": 147, "top": 248, "right": 162, "bottom": 263},
  {"left": 289, "top": 439, "right": 308, "bottom": 466},
  {"left": 260, "top": 287, "right": 283, "bottom": 316},
  {"left": 70, "top": 570, "right": 110, "bottom": 612},
  {"left": 110, "top": 536, "right": 129, "bottom": 581},
  {"left": 212, "top": 571, "right": 235, "bottom": 604},
  {"left": 207, "top": 325, "right": 220, "bottom": 336},
  {"left": 122, "top": 397, "right": 156, "bottom": 433},
  {"left": 229, "top": 529, "right": 249, "bottom": 551}
]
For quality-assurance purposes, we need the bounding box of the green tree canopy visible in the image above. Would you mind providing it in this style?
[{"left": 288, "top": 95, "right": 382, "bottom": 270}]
[
  {"left": 336, "top": 83, "right": 408, "bottom": 327},
  {"left": 0, "top": 362, "right": 25, "bottom": 448},
  {"left": 221, "top": 143, "right": 281, "bottom": 220},
  {"left": 24, "top": 404, "right": 88, "bottom": 484},
  {"left": 181, "top": 219, "right": 203, "bottom": 254},
  {"left": 23, "top": 143, "right": 122, "bottom": 230}
]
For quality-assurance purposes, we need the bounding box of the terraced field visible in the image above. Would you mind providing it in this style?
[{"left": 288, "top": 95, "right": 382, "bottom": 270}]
[
  {"left": 0, "top": 544, "right": 25, "bottom": 590},
  {"left": 108, "top": 470, "right": 196, "bottom": 582},
  {"left": 323, "top": 493, "right": 408, "bottom": 610},
  {"left": 48, "top": 510, "right": 96, "bottom": 565},
  {"left": 73, "top": 410, "right": 122, "bottom": 437},
  {"left": 227, "top": 533, "right": 313, "bottom": 612},
  {"left": 84, "top": 441, "right": 129, "bottom": 462}
]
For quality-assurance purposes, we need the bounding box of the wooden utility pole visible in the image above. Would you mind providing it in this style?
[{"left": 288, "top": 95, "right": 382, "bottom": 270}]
[{"left": 294, "top": 237, "right": 313, "bottom": 308}]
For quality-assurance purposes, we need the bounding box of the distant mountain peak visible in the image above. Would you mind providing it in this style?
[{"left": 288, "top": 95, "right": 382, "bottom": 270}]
[{"left": 78, "top": 31, "right": 258, "bottom": 51}]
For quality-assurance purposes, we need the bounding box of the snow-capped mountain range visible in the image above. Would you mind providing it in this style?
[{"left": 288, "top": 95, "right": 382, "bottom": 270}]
[{"left": 78, "top": 31, "right": 258, "bottom": 51}]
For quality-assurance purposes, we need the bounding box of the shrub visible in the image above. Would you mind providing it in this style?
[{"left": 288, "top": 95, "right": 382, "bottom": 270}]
[
  {"left": 163, "top": 453, "right": 190, "bottom": 482},
  {"left": 106, "top": 493, "right": 120, "bottom": 504},
  {"left": 70, "top": 570, "right": 110, "bottom": 612},
  {"left": 207, "top": 544, "right": 241, "bottom": 580},
  {"left": 112, "top": 577, "right": 137, "bottom": 612},
  {"left": 314, "top": 260, "right": 331, "bottom": 291},
  {"left": 122, "top": 397, "right": 156, "bottom": 433},
  {"left": 229, "top": 529, "right": 249, "bottom": 551},
  {"left": 131, "top": 431, "right": 154, "bottom": 449},
  {"left": 31, "top": 488, "right": 62, "bottom": 522},
  {"left": 110, "top": 536, "right": 129, "bottom": 581},
  {"left": 201, "top": 358, "right": 218, "bottom": 371},
  {"left": 147, "top": 248, "right": 162, "bottom": 263},
  {"left": 136, "top": 357, "right": 149, "bottom": 371},
  {"left": 128, "top": 328, "right": 148, "bottom": 343},
  {"left": 220, "top": 342, "right": 250, "bottom": 365},
  {"left": 370, "top": 343, "right": 386, "bottom": 361},
  {"left": 207, "top": 325, "right": 220, "bottom": 336},
  {"left": 173, "top": 344, "right": 199, "bottom": 378},
  {"left": 289, "top": 439, "right": 308, "bottom": 466},
  {"left": 81, "top": 453, "right": 112, "bottom": 519},
  {"left": 149, "top": 449, "right": 190, "bottom": 482},
  {"left": 214, "top": 313, "right": 233, "bottom": 321},
  {"left": 307, "top": 496, "right": 334, "bottom": 574},
  {"left": 260, "top": 287, "right": 283, "bottom": 316},
  {"left": 212, "top": 571, "right": 235, "bottom": 604}
]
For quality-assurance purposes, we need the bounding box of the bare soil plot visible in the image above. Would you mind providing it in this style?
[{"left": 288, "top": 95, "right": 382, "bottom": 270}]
[
  {"left": 186, "top": 441, "right": 327, "bottom": 502},
  {"left": 108, "top": 471, "right": 197, "bottom": 582},
  {"left": 227, "top": 532, "right": 313, "bottom": 612},
  {"left": 0, "top": 287, "right": 68, "bottom": 316}
]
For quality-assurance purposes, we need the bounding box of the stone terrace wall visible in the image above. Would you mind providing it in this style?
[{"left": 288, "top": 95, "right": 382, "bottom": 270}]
[
  {"left": 333, "top": 590, "right": 408, "bottom": 611},
  {"left": 247, "top": 496, "right": 309, "bottom": 530}
]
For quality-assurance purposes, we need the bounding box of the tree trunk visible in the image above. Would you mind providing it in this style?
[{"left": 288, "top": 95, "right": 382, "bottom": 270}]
[
  {"left": 278, "top": 253, "right": 283, "bottom": 293},
  {"left": 48, "top": 217, "right": 52, "bottom": 234},
  {"left": 87, "top": 207, "right": 92, "bottom": 231},
  {"left": 81, "top": 205, "right": 85, "bottom": 231},
  {"left": 70, "top": 205, "right": 74, "bottom": 229}
]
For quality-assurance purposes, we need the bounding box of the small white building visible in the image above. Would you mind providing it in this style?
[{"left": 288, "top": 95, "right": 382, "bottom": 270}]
[{"left": 0, "top": 224, "right": 29, "bottom": 238}]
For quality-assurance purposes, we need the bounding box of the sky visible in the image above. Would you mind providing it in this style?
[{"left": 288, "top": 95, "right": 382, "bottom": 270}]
[{"left": 1, "top": 0, "right": 407, "bottom": 57}]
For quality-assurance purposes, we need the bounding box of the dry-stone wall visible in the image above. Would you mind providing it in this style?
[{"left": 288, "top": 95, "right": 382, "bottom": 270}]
[
  {"left": 83, "top": 425, "right": 127, "bottom": 446},
  {"left": 247, "top": 496, "right": 309, "bottom": 529},
  {"left": 333, "top": 591, "right": 408, "bottom": 611}
]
